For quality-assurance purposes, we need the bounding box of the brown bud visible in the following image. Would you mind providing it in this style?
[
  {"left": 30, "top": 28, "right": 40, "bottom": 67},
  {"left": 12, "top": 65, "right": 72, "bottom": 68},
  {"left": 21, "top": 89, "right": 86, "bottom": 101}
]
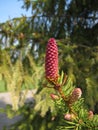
[
  {"left": 88, "top": 110, "right": 93, "bottom": 119},
  {"left": 64, "top": 113, "right": 76, "bottom": 121},
  {"left": 18, "top": 33, "right": 24, "bottom": 39},
  {"left": 69, "top": 88, "right": 82, "bottom": 105},
  {"left": 64, "top": 113, "right": 72, "bottom": 121},
  {"left": 50, "top": 93, "right": 59, "bottom": 100}
]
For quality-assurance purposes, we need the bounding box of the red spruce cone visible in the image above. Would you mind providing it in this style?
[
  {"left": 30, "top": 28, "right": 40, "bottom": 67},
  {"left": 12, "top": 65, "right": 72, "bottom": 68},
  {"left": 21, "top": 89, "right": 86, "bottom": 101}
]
[
  {"left": 45, "top": 38, "right": 59, "bottom": 82},
  {"left": 68, "top": 88, "right": 82, "bottom": 105}
]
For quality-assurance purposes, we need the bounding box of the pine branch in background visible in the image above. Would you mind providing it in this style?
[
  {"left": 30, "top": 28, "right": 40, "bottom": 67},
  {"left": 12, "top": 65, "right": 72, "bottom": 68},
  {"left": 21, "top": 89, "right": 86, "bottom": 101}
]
[
  {"left": 34, "top": 87, "right": 56, "bottom": 117},
  {"left": 0, "top": 50, "right": 44, "bottom": 110}
]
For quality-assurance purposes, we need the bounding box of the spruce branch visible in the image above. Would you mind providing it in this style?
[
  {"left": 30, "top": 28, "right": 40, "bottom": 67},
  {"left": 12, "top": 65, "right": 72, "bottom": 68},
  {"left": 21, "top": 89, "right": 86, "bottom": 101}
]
[{"left": 44, "top": 38, "right": 98, "bottom": 130}]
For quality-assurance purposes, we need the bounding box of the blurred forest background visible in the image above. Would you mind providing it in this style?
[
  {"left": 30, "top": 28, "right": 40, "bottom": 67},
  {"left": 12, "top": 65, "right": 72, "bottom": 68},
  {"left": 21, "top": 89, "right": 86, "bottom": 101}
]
[{"left": 0, "top": 0, "right": 98, "bottom": 112}]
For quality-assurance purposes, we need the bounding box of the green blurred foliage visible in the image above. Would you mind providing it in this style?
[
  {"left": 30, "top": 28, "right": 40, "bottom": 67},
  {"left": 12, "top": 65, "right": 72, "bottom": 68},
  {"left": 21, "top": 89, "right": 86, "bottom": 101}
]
[{"left": 0, "top": 0, "right": 98, "bottom": 129}]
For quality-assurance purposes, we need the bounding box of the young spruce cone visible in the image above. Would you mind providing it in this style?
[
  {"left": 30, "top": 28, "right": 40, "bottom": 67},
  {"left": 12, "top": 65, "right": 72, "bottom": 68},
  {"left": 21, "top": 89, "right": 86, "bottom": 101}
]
[
  {"left": 68, "top": 88, "right": 82, "bottom": 105},
  {"left": 64, "top": 113, "right": 72, "bottom": 121},
  {"left": 45, "top": 38, "right": 59, "bottom": 82},
  {"left": 50, "top": 93, "right": 60, "bottom": 100},
  {"left": 64, "top": 113, "right": 76, "bottom": 121},
  {"left": 88, "top": 110, "right": 93, "bottom": 119}
]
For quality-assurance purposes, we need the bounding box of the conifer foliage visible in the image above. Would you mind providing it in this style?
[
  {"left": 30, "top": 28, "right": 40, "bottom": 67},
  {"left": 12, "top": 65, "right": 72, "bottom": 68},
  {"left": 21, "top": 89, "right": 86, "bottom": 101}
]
[
  {"left": 44, "top": 38, "right": 98, "bottom": 130},
  {"left": 0, "top": 0, "right": 98, "bottom": 129},
  {"left": 0, "top": 38, "right": 98, "bottom": 130}
]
